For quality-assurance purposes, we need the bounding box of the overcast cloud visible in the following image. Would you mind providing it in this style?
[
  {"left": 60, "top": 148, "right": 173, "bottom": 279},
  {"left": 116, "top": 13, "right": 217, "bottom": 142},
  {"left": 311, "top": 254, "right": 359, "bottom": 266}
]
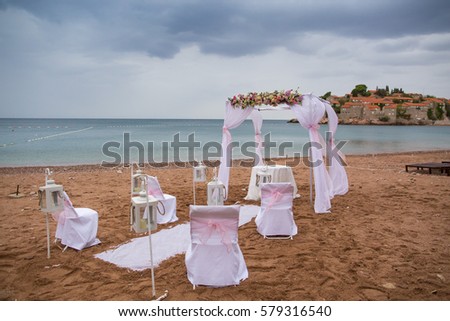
[{"left": 1, "top": 0, "right": 449, "bottom": 118}]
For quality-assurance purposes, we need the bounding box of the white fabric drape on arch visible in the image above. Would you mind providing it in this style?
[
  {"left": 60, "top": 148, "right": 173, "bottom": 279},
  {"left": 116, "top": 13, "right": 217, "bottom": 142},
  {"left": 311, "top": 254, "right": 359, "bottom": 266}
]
[
  {"left": 218, "top": 101, "right": 253, "bottom": 194},
  {"left": 248, "top": 109, "right": 264, "bottom": 167},
  {"left": 323, "top": 103, "right": 349, "bottom": 195},
  {"left": 290, "top": 93, "right": 348, "bottom": 213}
]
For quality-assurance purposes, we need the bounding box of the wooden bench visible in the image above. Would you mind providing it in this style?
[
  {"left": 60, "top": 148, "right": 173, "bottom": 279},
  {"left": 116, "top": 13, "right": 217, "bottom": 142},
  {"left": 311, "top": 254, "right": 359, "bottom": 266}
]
[{"left": 405, "top": 162, "right": 450, "bottom": 176}]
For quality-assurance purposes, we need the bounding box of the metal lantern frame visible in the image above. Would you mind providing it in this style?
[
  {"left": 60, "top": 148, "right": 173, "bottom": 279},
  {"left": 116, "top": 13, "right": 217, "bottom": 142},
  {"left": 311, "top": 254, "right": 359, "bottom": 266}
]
[
  {"left": 207, "top": 176, "right": 226, "bottom": 206},
  {"left": 130, "top": 163, "right": 144, "bottom": 197},
  {"left": 129, "top": 174, "right": 166, "bottom": 300},
  {"left": 192, "top": 161, "right": 207, "bottom": 205},
  {"left": 255, "top": 165, "right": 272, "bottom": 188},
  {"left": 38, "top": 168, "right": 64, "bottom": 259},
  {"left": 130, "top": 188, "right": 158, "bottom": 234}
]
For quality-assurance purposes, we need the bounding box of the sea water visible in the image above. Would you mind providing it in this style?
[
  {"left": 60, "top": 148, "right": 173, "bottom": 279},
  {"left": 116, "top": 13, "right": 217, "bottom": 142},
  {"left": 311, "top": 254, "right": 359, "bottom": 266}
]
[{"left": 0, "top": 118, "right": 449, "bottom": 167}]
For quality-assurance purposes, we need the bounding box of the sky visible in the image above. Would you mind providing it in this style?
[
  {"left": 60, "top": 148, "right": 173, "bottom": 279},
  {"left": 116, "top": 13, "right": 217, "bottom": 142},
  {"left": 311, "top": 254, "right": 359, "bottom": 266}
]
[{"left": 0, "top": 0, "right": 449, "bottom": 119}]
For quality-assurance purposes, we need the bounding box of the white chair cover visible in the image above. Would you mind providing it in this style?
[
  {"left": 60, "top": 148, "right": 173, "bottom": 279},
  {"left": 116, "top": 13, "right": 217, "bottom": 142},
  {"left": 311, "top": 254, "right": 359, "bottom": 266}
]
[
  {"left": 52, "top": 191, "right": 100, "bottom": 251},
  {"left": 146, "top": 175, "right": 178, "bottom": 224},
  {"left": 255, "top": 183, "right": 298, "bottom": 238},
  {"left": 185, "top": 205, "right": 248, "bottom": 288}
]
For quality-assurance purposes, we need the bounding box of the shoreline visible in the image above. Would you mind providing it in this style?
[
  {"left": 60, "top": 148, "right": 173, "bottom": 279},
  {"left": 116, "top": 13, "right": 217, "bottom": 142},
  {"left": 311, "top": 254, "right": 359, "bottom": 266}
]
[
  {"left": 287, "top": 118, "right": 450, "bottom": 126},
  {"left": 1, "top": 149, "right": 449, "bottom": 174}
]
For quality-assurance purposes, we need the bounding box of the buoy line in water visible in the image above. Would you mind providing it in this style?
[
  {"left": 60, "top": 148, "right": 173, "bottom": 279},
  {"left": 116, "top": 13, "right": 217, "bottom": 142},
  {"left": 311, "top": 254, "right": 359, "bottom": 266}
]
[{"left": 26, "top": 127, "right": 94, "bottom": 142}]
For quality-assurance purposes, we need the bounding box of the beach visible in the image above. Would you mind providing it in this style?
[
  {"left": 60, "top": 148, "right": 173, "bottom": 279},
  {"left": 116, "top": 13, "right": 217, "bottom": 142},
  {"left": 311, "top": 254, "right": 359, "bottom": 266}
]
[{"left": 1, "top": 150, "right": 449, "bottom": 301}]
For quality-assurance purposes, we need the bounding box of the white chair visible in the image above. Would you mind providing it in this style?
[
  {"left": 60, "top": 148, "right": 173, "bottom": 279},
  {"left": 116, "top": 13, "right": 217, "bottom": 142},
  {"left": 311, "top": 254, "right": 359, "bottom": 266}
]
[
  {"left": 146, "top": 176, "right": 178, "bottom": 224},
  {"left": 185, "top": 205, "right": 248, "bottom": 288},
  {"left": 52, "top": 191, "right": 100, "bottom": 251},
  {"left": 255, "top": 183, "right": 298, "bottom": 239}
]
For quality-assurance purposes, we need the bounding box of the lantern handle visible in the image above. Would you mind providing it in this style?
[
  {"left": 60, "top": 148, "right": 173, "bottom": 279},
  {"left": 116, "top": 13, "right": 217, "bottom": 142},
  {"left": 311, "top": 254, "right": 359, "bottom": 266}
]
[
  {"left": 131, "top": 162, "right": 140, "bottom": 179},
  {"left": 212, "top": 167, "right": 218, "bottom": 181},
  {"left": 221, "top": 185, "right": 226, "bottom": 198},
  {"left": 45, "top": 168, "right": 52, "bottom": 184},
  {"left": 156, "top": 201, "right": 166, "bottom": 215}
]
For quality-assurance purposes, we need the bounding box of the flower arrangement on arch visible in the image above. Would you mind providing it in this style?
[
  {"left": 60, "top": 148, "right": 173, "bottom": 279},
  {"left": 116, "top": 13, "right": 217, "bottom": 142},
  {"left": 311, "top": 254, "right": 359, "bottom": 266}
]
[{"left": 228, "top": 89, "right": 303, "bottom": 108}]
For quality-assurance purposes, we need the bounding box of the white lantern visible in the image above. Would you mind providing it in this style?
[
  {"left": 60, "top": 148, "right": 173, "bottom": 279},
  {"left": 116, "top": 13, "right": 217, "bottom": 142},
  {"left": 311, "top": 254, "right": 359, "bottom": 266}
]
[
  {"left": 38, "top": 169, "right": 64, "bottom": 259},
  {"left": 131, "top": 168, "right": 144, "bottom": 196},
  {"left": 192, "top": 161, "right": 207, "bottom": 205},
  {"left": 38, "top": 179, "right": 64, "bottom": 213},
  {"left": 193, "top": 161, "right": 207, "bottom": 182},
  {"left": 207, "top": 178, "right": 225, "bottom": 206},
  {"left": 256, "top": 166, "right": 272, "bottom": 187},
  {"left": 131, "top": 190, "right": 158, "bottom": 233}
]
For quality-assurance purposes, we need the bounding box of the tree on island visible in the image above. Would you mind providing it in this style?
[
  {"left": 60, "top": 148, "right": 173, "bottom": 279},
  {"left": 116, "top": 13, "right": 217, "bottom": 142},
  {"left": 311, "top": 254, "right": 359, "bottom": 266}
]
[
  {"left": 351, "top": 84, "right": 371, "bottom": 97},
  {"left": 321, "top": 91, "right": 332, "bottom": 100},
  {"left": 375, "top": 88, "right": 388, "bottom": 97}
]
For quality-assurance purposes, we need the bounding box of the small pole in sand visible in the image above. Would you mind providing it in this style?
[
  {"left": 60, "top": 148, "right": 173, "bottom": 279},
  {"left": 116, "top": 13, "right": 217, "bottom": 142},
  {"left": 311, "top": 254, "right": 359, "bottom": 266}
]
[
  {"left": 142, "top": 177, "right": 168, "bottom": 301},
  {"left": 142, "top": 178, "right": 157, "bottom": 299},
  {"left": 45, "top": 213, "right": 51, "bottom": 259},
  {"left": 146, "top": 203, "right": 156, "bottom": 299},
  {"left": 193, "top": 178, "right": 196, "bottom": 205},
  {"left": 9, "top": 185, "right": 25, "bottom": 199},
  {"left": 193, "top": 161, "right": 207, "bottom": 205}
]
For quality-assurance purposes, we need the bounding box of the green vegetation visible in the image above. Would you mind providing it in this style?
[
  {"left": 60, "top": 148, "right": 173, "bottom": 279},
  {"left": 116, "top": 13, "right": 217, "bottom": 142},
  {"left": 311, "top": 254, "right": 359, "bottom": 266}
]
[
  {"left": 338, "top": 97, "right": 348, "bottom": 106},
  {"left": 375, "top": 88, "right": 388, "bottom": 97},
  {"left": 427, "top": 108, "right": 437, "bottom": 120},
  {"left": 391, "top": 88, "right": 404, "bottom": 94},
  {"left": 321, "top": 91, "right": 331, "bottom": 100},
  {"left": 396, "top": 106, "right": 411, "bottom": 120},
  {"left": 428, "top": 106, "right": 446, "bottom": 120},
  {"left": 435, "top": 106, "right": 445, "bottom": 120},
  {"left": 334, "top": 84, "right": 449, "bottom": 124},
  {"left": 351, "top": 84, "right": 371, "bottom": 97}
]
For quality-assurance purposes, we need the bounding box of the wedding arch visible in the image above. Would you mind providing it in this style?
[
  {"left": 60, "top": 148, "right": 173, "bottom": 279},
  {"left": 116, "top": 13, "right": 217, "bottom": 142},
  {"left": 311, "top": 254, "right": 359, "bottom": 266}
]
[{"left": 218, "top": 90, "right": 349, "bottom": 213}]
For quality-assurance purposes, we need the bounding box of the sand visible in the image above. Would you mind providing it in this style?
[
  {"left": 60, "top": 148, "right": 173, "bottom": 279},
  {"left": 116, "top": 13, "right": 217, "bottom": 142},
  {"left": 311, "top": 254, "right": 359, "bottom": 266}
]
[{"left": 0, "top": 150, "right": 449, "bottom": 301}]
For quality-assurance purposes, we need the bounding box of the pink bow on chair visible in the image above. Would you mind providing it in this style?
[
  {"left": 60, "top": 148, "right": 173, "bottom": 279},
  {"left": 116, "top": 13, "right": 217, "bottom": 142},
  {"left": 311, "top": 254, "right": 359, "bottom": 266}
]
[
  {"left": 261, "top": 191, "right": 285, "bottom": 216},
  {"left": 193, "top": 219, "right": 234, "bottom": 252},
  {"left": 266, "top": 191, "right": 283, "bottom": 209},
  {"left": 148, "top": 185, "right": 161, "bottom": 198}
]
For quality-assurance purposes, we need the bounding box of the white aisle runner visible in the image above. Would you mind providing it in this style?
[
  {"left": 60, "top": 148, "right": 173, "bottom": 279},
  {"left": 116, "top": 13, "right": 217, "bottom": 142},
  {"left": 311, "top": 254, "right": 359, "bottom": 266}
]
[{"left": 95, "top": 205, "right": 259, "bottom": 271}]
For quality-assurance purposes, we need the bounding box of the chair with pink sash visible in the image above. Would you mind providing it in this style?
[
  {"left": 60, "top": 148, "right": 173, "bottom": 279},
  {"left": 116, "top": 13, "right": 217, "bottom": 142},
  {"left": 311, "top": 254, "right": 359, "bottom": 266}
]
[
  {"left": 146, "top": 176, "right": 178, "bottom": 224},
  {"left": 52, "top": 191, "right": 100, "bottom": 251},
  {"left": 255, "top": 183, "right": 297, "bottom": 239},
  {"left": 185, "top": 205, "right": 248, "bottom": 288}
]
